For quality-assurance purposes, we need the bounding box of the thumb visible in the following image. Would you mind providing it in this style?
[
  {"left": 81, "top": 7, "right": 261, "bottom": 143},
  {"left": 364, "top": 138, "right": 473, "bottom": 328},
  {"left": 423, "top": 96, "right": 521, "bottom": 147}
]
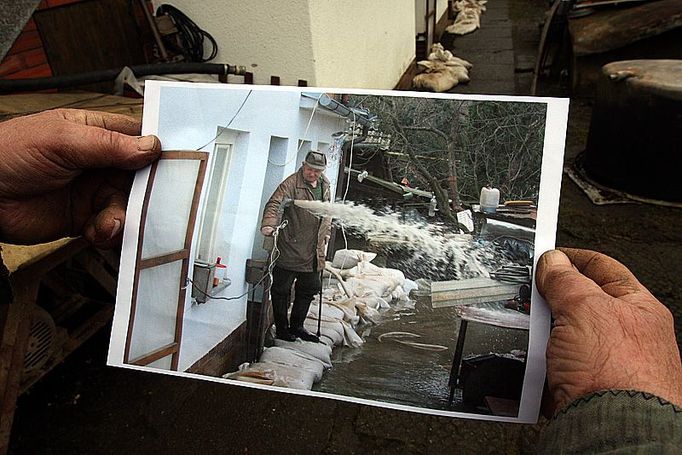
[
  {"left": 53, "top": 120, "right": 161, "bottom": 170},
  {"left": 535, "top": 249, "right": 604, "bottom": 319}
]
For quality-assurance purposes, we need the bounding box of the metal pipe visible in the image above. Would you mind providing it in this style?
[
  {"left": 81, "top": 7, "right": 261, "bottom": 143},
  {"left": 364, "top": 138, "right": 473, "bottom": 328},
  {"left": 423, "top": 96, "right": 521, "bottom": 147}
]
[
  {"left": 0, "top": 63, "right": 247, "bottom": 94},
  {"left": 318, "top": 93, "right": 375, "bottom": 127}
]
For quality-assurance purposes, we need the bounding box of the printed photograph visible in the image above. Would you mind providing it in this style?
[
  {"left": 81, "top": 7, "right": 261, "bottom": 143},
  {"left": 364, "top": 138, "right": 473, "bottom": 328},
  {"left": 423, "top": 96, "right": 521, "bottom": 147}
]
[{"left": 109, "top": 82, "right": 567, "bottom": 422}]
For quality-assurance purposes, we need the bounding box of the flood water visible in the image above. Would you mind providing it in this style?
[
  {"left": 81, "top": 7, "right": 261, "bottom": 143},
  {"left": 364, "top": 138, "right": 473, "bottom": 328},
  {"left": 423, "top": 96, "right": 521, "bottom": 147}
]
[
  {"left": 313, "top": 295, "right": 529, "bottom": 413},
  {"left": 302, "top": 201, "right": 532, "bottom": 414}
]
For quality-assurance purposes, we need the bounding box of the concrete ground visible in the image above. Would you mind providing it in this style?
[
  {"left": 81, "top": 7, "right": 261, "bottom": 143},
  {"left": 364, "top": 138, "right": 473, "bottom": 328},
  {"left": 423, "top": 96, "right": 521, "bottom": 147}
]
[{"left": 9, "top": 0, "right": 682, "bottom": 453}]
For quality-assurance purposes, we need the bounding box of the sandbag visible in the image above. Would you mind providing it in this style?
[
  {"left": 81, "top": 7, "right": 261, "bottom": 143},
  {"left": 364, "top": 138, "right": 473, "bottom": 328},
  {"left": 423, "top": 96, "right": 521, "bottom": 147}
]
[
  {"left": 305, "top": 318, "right": 344, "bottom": 346},
  {"left": 259, "top": 346, "right": 326, "bottom": 381},
  {"left": 274, "top": 339, "right": 333, "bottom": 368},
  {"left": 331, "top": 249, "right": 377, "bottom": 269},
  {"left": 326, "top": 298, "right": 360, "bottom": 324},
  {"left": 347, "top": 276, "right": 396, "bottom": 298},
  {"left": 391, "top": 286, "right": 409, "bottom": 302},
  {"left": 307, "top": 303, "right": 346, "bottom": 322},
  {"left": 357, "top": 295, "right": 390, "bottom": 310},
  {"left": 356, "top": 302, "right": 381, "bottom": 324},
  {"left": 224, "top": 361, "right": 317, "bottom": 390},
  {"left": 340, "top": 320, "right": 364, "bottom": 347}
]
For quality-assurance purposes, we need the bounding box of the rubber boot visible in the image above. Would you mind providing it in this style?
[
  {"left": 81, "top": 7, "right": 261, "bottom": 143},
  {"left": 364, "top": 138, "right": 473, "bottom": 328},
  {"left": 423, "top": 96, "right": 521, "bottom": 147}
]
[
  {"left": 289, "top": 296, "right": 319, "bottom": 343},
  {"left": 271, "top": 295, "right": 295, "bottom": 341}
]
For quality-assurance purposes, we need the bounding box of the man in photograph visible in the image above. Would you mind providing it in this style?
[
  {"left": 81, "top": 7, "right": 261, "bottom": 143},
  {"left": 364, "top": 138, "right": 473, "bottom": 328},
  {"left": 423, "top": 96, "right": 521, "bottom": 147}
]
[{"left": 260, "top": 151, "right": 332, "bottom": 342}]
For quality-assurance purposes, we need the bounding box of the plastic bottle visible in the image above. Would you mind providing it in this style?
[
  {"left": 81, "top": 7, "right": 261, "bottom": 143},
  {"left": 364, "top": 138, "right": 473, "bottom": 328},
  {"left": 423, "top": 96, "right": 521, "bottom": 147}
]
[
  {"left": 480, "top": 185, "right": 500, "bottom": 213},
  {"left": 213, "top": 257, "right": 227, "bottom": 287}
]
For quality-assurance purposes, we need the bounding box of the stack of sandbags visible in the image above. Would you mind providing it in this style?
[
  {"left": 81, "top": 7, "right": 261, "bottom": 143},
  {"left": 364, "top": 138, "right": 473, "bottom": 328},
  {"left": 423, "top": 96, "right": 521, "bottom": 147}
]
[
  {"left": 446, "top": 0, "right": 487, "bottom": 35},
  {"left": 413, "top": 43, "right": 472, "bottom": 92},
  {"left": 226, "top": 249, "right": 416, "bottom": 391},
  {"left": 224, "top": 342, "right": 332, "bottom": 391}
]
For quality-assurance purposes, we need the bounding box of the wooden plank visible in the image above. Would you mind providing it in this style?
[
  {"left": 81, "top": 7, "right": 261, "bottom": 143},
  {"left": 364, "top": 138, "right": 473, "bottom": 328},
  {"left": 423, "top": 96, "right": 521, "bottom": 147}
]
[
  {"left": 186, "top": 322, "right": 247, "bottom": 376},
  {"left": 0, "top": 277, "right": 36, "bottom": 452},
  {"left": 171, "top": 155, "right": 208, "bottom": 370},
  {"left": 431, "top": 277, "right": 519, "bottom": 308},
  {"left": 454, "top": 301, "right": 530, "bottom": 330},
  {"left": 63, "top": 305, "right": 114, "bottom": 353},
  {"left": 124, "top": 161, "right": 158, "bottom": 363},
  {"left": 73, "top": 251, "right": 117, "bottom": 297},
  {"left": 0, "top": 47, "right": 50, "bottom": 77},
  {"left": 4, "top": 64, "right": 52, "bottom": 80},
  {"left": 5, "top": 30, "right": 43, "bottom": 56},
  {"left": 128, "top": 342, "right": 178, "bottom": 366},
  {"left": 34, "top": 0, "right": 147, "bottom": 77},
  {"left": 139, "top": 250, "right": 189, "bottom": 270},
  {"left": 394, "top": 57, "right": 420, "bottom": 90},
  {"left": 161, "top": 151, "right": 209, "bottom": 161},
  {"left": 0, "top": 93, "right": 143, "bottom": 121}
]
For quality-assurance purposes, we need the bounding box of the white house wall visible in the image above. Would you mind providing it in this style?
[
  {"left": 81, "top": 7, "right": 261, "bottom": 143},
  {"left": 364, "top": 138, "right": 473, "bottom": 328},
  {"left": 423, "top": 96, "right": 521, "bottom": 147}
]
[
  {"left": 151, "top": 0, "right": 415, "bottom": 88},
  {"left": 151, "top": 84, "right": 345, "bottom": 371},
  {"left": 308, "top": 0, "right": 415, "bottom": 89}
]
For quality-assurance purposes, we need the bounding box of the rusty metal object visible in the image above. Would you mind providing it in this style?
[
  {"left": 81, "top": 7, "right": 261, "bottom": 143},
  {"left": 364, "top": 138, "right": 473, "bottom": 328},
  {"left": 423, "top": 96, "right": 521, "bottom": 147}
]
[
  {"left": 569, "top": 0, "right": 682, "bottom": 56},
  {"left": 580, "top": 59, "right": 682, "bottom": 202}
]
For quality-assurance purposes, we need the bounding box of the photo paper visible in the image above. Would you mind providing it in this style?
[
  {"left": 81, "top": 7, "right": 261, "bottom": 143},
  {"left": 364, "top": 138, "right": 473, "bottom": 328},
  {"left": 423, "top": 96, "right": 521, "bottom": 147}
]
[{"left": 109, "top": 81, "right": 568, "bottom": 423}]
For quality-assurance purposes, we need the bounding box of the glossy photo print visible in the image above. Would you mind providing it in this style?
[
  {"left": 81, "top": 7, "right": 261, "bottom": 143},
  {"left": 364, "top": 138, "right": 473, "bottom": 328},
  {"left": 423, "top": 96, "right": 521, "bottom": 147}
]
[{"left": 109, "top": 81, "right": 568, "bottom": 423}]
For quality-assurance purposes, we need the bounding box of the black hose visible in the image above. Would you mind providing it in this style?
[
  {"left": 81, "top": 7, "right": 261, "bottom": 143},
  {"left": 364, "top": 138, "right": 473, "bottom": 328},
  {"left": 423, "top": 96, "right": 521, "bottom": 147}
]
[
  {"left": 156, "top": 4, "right": 218, "bottom": 62},
  {"left": 0, "top": 63, "right": 244, "bottom": 94}
]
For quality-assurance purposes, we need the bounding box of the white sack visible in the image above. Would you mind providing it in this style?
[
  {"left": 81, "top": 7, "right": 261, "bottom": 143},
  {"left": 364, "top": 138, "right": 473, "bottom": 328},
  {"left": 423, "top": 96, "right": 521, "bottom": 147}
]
[
  {"left": 274, "top": 339, "right": 333, "bottom": 368},
  {"left": 224, "top": 361, "right": 316, "bottom": 390},
  {"left": 332, "top": 249, "right": 377, "bottom": 269},
  {"left": 259, "top": 346, "right": 326, "bottom": 381}
]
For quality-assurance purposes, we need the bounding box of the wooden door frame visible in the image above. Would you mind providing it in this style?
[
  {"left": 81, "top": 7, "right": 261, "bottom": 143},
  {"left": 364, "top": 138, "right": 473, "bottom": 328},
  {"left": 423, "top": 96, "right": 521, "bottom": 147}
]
[{"left": 123, "top": 151, "right": 209, "bottom": 370}]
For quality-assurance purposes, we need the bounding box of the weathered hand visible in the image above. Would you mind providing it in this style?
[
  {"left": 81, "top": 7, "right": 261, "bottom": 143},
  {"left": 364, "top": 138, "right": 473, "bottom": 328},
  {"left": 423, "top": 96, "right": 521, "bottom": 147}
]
[
  {"left": 261, "top": 226, "right": 275, "bottom": 236},
  {"left": 0, "top": 109, "right": 161, "bottom": 247},
  {"left": 536, "top": 248, "right": 682, "bottom": 413}
]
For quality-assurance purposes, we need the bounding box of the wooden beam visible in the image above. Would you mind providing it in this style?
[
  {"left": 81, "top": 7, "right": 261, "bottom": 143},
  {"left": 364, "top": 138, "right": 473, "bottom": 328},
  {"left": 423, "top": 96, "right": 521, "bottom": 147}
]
[
  {"left": 431, "top": 277, "right": 520, "bottom": 308},
  {"left": 128, "top": 342, "right": 178, "bottom": 366},
  {"left": 139, "top": 250, "right": 189, "bottom": 270},
  {"left": 161, "top": 151, "right": 209, "bottom": 161}
]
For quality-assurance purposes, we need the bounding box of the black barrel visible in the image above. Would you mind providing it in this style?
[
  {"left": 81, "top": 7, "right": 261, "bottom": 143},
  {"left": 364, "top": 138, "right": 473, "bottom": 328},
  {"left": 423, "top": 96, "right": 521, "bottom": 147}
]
[{"left": 581, "top": 60, "right": 682, "bottom": 202}]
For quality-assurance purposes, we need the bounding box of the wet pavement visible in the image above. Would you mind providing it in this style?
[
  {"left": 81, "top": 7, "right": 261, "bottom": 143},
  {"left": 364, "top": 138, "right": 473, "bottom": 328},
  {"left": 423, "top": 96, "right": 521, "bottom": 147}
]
[{"left": 9, "top": 0, "right": 682, "bottom": 453}]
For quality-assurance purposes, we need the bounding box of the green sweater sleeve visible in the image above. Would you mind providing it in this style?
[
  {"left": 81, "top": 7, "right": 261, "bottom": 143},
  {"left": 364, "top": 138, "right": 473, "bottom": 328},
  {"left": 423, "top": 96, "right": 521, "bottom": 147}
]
[{"left": 536, "top": 390, "right": 682, "bottom": 454}]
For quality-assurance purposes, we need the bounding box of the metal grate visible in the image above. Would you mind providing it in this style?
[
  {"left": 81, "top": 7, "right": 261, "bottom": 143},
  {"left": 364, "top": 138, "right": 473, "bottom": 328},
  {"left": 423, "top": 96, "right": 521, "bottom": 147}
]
[{"left": 23, "top": 307, "right": 56, "bottom": 373}]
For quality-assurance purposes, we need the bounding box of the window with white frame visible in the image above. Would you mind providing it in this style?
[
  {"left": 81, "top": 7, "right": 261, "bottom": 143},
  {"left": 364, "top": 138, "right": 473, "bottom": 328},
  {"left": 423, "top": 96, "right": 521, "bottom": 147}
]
[{"left": 196, "top": 142, "right": 233, "bottom": 262}]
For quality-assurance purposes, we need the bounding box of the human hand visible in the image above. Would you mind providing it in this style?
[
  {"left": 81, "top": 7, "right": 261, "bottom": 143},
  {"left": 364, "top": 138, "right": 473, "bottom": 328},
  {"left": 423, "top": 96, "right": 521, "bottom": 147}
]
[
  {"left": 0, "top": 109, "right": 161, "bottom": 248},
  {"left": 536, "top": 248, "right": 682, "bottom": 414},
  {"left": 261, "top": 226, "right": 275, "bottom": 236}
]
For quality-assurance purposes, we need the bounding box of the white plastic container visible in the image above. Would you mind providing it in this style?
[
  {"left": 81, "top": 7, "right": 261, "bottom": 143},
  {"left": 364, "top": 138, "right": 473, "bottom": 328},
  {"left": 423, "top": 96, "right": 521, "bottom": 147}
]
[{"left": 480, "top": 186, "right": 500, "bottom": 213}]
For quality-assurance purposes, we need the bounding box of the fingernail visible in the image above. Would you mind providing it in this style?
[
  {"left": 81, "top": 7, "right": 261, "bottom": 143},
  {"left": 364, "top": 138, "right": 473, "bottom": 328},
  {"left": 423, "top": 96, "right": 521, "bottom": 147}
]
[
  {"left": 543, "top": 250, "right": 570, "bottom": 267},
  {"left": 137, "top": 135, "right": 159, "bottom": 151},
  {"left": 107, "top": 219, "right": 122, "bottom": 240}
]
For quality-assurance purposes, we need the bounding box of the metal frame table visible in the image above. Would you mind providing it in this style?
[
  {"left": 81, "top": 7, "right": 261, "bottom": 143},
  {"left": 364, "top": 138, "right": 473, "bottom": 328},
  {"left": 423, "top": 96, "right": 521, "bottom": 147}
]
[{"left": 447, "top": 301, "right": 530, "bottom": 406}]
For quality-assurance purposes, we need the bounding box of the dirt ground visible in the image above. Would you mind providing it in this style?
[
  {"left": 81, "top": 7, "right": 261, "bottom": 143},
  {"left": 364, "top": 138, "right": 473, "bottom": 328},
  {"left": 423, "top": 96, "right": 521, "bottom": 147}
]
[{"left": 8, "top": 1, "right": 682, "bottom": 453}]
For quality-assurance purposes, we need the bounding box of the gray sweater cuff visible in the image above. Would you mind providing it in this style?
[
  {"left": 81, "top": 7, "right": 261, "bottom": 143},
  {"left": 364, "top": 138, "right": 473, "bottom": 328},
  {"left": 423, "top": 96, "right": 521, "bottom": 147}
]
[{"left": 536, "top": 390, "right": 682, "bottom": 454}]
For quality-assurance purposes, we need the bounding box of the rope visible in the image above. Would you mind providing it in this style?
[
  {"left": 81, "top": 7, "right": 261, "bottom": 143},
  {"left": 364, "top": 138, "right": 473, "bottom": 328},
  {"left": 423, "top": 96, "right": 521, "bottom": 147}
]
[{"left": 187, "top": 219, "right": 288, "bottom": 302}]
